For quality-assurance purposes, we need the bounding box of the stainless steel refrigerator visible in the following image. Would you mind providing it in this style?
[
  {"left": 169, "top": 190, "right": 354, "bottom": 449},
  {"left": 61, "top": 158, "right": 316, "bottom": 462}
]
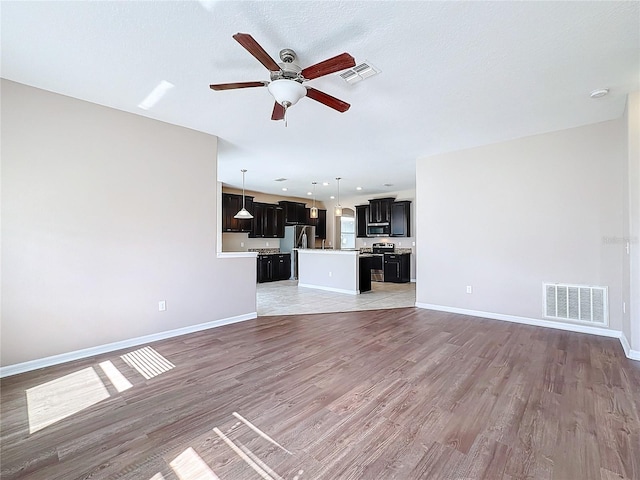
[{"left": 281, "top": 225, "right": 315, "bottom": 279}]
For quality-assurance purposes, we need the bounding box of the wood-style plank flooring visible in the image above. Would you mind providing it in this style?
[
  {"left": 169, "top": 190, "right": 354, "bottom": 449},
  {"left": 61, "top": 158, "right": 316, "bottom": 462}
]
[{"left": 2, "top": 308, "right": 640, "bottom": 479}]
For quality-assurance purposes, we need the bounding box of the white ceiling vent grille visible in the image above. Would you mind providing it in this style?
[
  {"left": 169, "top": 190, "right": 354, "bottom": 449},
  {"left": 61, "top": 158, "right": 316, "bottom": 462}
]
[
  {"left": 339, "top": 62, "right": 379, "bottom": 84},
  {"left": 543, "top": 283, "right": 608, "bottom": 326}
]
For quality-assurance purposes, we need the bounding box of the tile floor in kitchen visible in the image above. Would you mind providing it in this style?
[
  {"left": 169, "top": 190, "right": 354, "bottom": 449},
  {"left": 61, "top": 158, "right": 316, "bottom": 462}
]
[{"left": 257, "top": 280, "right": 416, "bottom": 316}]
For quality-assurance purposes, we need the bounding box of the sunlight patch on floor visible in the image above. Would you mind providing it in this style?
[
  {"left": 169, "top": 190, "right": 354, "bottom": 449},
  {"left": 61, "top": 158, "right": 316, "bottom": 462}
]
[
  {"left": 99, "top": 360, "right": 133, "bottom": 392},
  {"left": 26, "top": 367, "right": 110, "bottom": 434},
  {"left": 121, "top": 346, "right": 175, "bottom": 380},
  {"left": 170, "top": 447, "right": 220, "bottom": 480}
]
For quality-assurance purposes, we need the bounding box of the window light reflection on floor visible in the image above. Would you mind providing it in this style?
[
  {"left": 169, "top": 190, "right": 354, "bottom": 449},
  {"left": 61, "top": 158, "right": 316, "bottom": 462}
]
[
  {"left": 121, "top": 346, "right": 175, "bottom": 380},
  {"left": 170, "top": 447, "right": 220, "bottom": 480},
  {"left": 99, "top": 360, "right": 133, "bottom": 392},
  {"left": 26, "top": 367, "right": 110, "bottom": 434}
]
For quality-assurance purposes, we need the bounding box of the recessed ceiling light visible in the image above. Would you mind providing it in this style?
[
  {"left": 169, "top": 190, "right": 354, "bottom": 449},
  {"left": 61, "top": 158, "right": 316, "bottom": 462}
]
[
  {"left": 322, "top": 182, "right": 330, "bottom": 186},
  {"left": 282, "top": 187, "right": 288, "bottom": 191},
  {"left": 330, "top": 195, "right": 335, "bottom": 199},
  {"left": 307, "top": 191, "right": 312, "bottom": 196},
  {"left": 590, "top": 88, "right": 609, "bottom": 99},
  {"left": 356, "top": 186, "right": 362, "bottom": 191}
]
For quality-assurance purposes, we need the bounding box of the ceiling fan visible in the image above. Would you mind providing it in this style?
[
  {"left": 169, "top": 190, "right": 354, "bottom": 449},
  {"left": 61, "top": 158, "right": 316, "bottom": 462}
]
[{"left": 209, "top": 33, "right": 356, "bottom": 123}]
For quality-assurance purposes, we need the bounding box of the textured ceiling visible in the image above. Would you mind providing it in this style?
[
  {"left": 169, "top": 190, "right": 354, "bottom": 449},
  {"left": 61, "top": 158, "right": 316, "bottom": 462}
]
[{"left": 2, "top": 1, "right": 638, "bottom": 203}]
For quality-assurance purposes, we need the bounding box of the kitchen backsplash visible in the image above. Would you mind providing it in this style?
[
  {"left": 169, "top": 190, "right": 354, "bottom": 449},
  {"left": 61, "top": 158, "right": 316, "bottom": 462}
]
[
  {"left": 249, "top": 248, "right": 281, "bottom": 254},
  {"left": 359, "top": 247, "right": 413, "bottom": 254}
]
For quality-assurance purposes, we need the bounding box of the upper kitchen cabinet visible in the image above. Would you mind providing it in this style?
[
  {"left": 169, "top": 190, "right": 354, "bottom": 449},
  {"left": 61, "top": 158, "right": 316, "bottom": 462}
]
[
  {"left": 306, "top": 208, "right": 327, "bottom": 239},
  {"left": 249, "top": 202, "right": 284, "bottom": 238},
  {"left": 390, "top": 201, "right": 411, "bottom": 237},
  {"left": 356, "top": 205, "right": 369, "bottom": 238},
  {"left": 368, "top": 198, "right": 394, "bottom": 224},
  {"left": 358, "top": 200, "right": 412, "bottom": 237},
  {"left": 222, "top": 193, "right": 253, "bottom": 233},
  {"left": 279, "top": 201, "right": 307, "bottom": 225}
]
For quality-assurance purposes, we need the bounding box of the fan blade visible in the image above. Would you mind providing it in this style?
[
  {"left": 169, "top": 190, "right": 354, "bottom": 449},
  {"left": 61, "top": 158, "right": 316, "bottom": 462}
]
[
  {"left": 209, "top": 81, "right": 266, "bottom": 91},
  {"left": 301, "top": 52, "right": 355, "bottom": 80},
  {"left": 271, "top": 102, "right": 285, "bottom": 121},
  {"left": 233, "top": 33, "right": 281, "bottom": 72},
  {"left": 305, "top": 87, "right": 350, "bottom": 113}
]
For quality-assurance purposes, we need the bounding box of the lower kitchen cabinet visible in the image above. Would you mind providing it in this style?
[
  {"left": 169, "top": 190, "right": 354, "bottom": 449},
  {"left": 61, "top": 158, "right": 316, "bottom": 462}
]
[
  {"left": 257, "top": 253, "right": 291, "bottom": 283},
  {"left": 383, "top": 253, "right": 410, "bottom": 283},
  {"left": 359, "top": 256, "right": 373, "bottom": 292}
]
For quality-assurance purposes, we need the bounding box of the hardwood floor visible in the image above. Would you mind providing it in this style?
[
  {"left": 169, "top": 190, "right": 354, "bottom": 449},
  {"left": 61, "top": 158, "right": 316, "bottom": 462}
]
[{"left": 2, "top": 308, "right": 639, "bottom": 479}]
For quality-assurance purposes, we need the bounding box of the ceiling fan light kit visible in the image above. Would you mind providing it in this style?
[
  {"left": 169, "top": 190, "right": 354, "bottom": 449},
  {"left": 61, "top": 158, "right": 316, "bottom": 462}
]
[
  {"left": 267, "top": 79, "right": 306, "bottom": 107},
  {"left": 210, "top": 32, "right": 356, "bottom": 125}
]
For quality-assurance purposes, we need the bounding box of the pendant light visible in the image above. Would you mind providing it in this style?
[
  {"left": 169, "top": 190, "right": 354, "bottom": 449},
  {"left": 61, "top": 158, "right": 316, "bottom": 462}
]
[
  {"left": 310, "top": 182, "right": 318, "bottom": 219},
  {"left": 334, "top": 177, "right": 342, "bottom": 217},
  {"left": 234, "top": 169, "right": 253, "bottom": 219}
]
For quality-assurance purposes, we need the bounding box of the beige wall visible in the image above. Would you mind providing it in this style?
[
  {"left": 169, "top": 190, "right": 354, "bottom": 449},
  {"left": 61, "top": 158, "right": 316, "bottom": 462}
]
[
  {"left": 416, "top": 119, "right": 627, "bottom": 332},
  {"left": 627, "top": 92, "right": 640, "bottom": 350},
  {"left": 1, "top": 80, "right": 257, "bottom": 367}
]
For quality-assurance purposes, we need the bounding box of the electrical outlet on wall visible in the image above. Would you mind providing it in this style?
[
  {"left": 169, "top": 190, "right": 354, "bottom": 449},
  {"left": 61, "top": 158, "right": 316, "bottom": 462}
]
[
  {"left": 159, "top": 300, "right": 166, "bottom": 311},
  {"left": 240, "top": 242, "right": 244, "bottom": 247},
  {"left": 266, "top": 242, "right": 269, "bottom": 247},
  {"left": 466, "top": 286, "right": 473, "bottom": 294}
]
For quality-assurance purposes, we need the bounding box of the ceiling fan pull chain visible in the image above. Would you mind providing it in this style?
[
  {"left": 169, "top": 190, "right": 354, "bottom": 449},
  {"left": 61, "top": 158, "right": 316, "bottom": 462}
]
[{"left": 283, "top": 102, "right": 289, "bottom": 127}]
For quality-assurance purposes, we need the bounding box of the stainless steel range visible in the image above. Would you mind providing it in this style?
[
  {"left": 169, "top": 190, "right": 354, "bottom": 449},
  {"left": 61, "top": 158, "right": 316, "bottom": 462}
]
[
  {"left": 371, "top": 242, "right": 394, "bottom": 281},
  {"left": 372, "top": 242, "right": 395, "bottom": 255}
]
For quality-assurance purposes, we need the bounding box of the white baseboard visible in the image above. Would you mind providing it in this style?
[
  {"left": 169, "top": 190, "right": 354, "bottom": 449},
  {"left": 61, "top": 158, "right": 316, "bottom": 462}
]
[
  {"left": 0, "top": 312, "right": 258, "bottom": 378},
  {"left": 415, "top": 302, "right": 638, "bottom": 362},
  {"left": 297, "top": 283, "right": 359, "bottom": 295}
]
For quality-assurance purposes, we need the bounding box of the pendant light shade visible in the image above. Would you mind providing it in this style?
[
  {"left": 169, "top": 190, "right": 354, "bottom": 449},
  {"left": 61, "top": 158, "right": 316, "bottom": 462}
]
[
  {"left": 334, "top": 177, "right": 342, "bottom": 217},
  {"left": 234, "top": 169, "right": 253, "bottom": 219},
  {"left": 310, "top": 181, "right": 318, "bottom": 219}
]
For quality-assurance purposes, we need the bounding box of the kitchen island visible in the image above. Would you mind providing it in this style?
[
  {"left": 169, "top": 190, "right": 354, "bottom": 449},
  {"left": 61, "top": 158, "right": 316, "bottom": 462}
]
[{"left": 297, "top": 249, "right": 370, "bottom": 295}]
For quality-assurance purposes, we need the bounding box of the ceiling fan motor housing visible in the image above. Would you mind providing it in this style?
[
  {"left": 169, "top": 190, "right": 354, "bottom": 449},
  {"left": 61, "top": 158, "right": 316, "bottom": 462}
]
[{"left": 271, "top": 50, "right": 304, "bottom": 82}]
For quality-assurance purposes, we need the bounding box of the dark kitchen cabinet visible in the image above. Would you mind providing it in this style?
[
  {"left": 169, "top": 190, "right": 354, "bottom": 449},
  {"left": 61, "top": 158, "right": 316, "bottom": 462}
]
[
  {"left": 359, "top": 256, "right": 373, "bottom": 292},
  {"left": 390, "top": 201, "right": 411, "bottom": 237},
  {"left": 250, "top": 203, "right": 284, "bottom": 238},
  {"left": 368, "top": 198, "right": 394, "bottom": 224},
  {"left": 275, "top": 253, "right": 291, "bottom": 280},
  {"left": 356, "top": 205, "right": 369, "bottom": 238},
  {"left": 279, "top": 201, "right": 307, "bottom": 225},
  {"left": 257, "top": 253, "right": 291, "bottom": 283},
  {"left": 222, "top": 193, "right": 254, "bottom": 233},
  {"left": 383, "top": 253, "right": 410, "bottom": 283},
  {"left": 306, "top": 208, "right": 327, "bottom": 239}
]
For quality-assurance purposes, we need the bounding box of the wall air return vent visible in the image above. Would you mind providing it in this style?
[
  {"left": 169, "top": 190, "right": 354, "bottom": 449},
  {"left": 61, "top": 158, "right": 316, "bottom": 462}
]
[{"left": 543, "top": 283, "right": 608, "bottom": 326}]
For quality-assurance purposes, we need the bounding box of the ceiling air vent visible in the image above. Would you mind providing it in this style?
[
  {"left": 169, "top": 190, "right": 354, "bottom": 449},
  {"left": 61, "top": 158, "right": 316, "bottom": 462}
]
[
  {"left": 543, "top": 283, "right": 608, "bottom": 325},
  {"left": 339, "top": 62, "right": 379, "bottom": 84}
]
